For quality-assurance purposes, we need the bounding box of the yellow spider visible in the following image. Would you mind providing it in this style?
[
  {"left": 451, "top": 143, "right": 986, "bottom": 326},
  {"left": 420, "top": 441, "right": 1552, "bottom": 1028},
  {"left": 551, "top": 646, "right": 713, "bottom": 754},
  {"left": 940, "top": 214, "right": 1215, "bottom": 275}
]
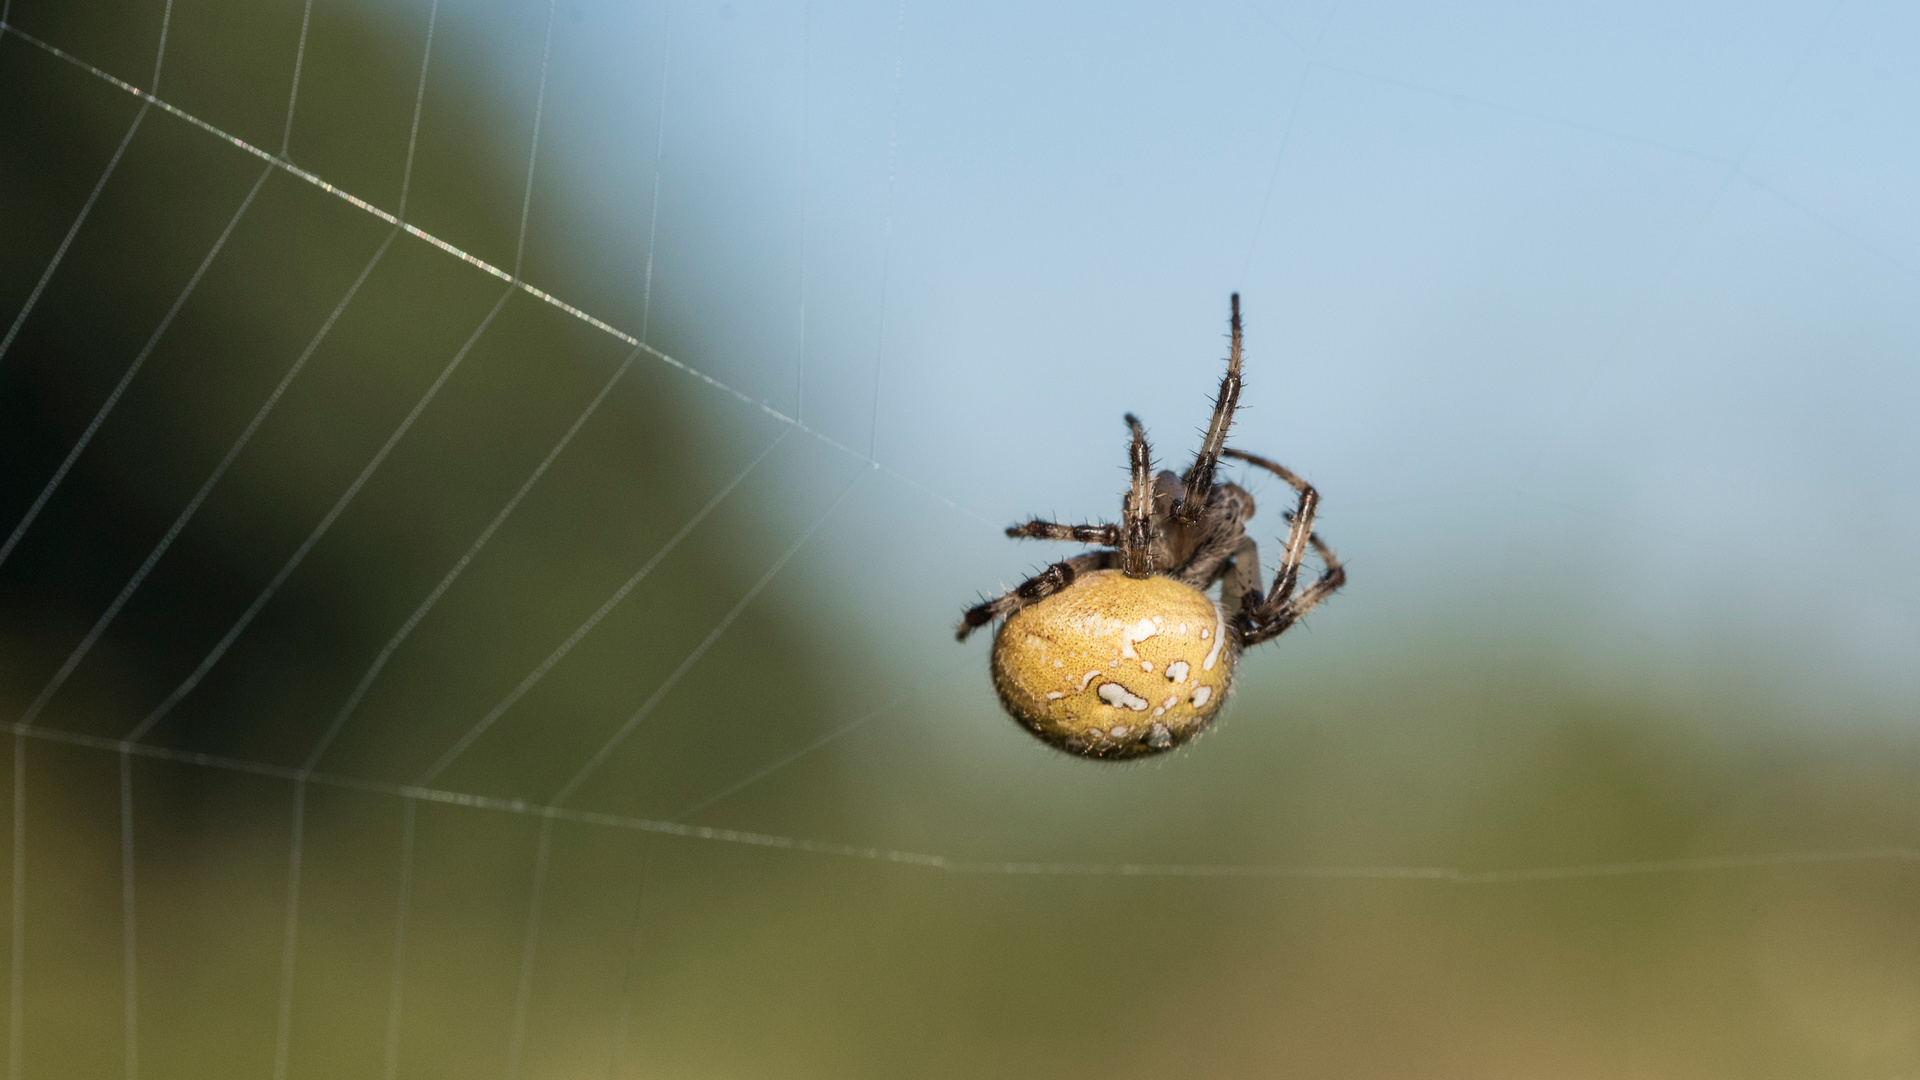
[{"left": 957, "top": 295, "right": 1345, "bottom": 759}]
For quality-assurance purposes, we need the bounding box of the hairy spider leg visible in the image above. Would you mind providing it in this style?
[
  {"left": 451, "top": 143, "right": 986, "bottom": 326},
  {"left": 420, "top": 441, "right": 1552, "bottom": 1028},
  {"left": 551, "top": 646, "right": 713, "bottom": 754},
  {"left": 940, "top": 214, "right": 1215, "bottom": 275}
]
[
  {"left": 1176, "top": 293, "right": 1244, "bottom": 526},
  {"left": 1243, "top": 532, "right": 1346, "bottom": 647},
  {"left": 1237, "top": 450, "right": 1317, "bottom": 609},
  {"left": 1004, "top": 520, "right": 1121, "bottom": 544},
  {"left": 1121, "top": 414, "right": 1157, "bottom": 577},
  {"left": 1222, "top": 448, "right": 1345, "bottom": 645},
  {"left": 954, "top": 549, "right": 1118, "bottom": 641},
  {"left": 1222, "top": 447, "right": 1316, "bottom": 609}
]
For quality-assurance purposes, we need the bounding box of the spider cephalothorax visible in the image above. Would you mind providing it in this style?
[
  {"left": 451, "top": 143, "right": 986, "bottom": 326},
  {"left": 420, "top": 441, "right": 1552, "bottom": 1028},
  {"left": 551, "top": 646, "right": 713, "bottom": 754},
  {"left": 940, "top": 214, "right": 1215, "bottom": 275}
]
[{"left": 956, "top": 294, "right": 1345, "bottom": 759}]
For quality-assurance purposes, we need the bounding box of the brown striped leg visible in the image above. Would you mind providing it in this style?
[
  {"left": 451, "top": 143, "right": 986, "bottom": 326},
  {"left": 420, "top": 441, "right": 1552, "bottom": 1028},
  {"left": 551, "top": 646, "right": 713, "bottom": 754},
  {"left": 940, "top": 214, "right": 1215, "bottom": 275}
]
[
  {"left": 1222, "top": 448, "right": 1320, "bottom": 616},
  {"left": 1120, "top": 414, "right": 1156, "bottom": 578},
  {"left": 1005, "top": 520, "right": 1121, "bottom": 545},
  {"left": 955, "top": 550, "right": 1118, "bottom": 641},
  {"left": 1239, "top": 533, "right": 1345, "bottom": 647},
  {"left": 1175, "top": 293, "right": 1244, "bottom": 525}
]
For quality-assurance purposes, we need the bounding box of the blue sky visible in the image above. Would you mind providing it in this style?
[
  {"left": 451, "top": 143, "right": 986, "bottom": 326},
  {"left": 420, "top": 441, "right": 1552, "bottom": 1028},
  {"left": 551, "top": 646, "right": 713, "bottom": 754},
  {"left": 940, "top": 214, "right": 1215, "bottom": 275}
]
[
  {"left": 190, "top": 0, "right": 1915, "bottom": 716},
  {"left": 456, "top": 0, "right": 1917, "bottom": 705}
]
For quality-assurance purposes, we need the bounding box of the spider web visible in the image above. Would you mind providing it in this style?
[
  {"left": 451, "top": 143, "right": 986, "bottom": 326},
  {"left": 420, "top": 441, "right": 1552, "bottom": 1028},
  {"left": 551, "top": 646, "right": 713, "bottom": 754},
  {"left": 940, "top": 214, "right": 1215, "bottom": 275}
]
[{"left": 2, "top": 0, "right": 1918, "bottom": 1076}]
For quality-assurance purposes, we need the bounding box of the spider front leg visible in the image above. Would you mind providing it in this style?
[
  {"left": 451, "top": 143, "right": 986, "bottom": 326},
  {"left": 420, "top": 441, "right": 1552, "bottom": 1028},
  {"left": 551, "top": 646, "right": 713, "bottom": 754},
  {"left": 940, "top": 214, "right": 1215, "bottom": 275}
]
[
  {"left": 955, "top": 550, "right": 1117, "bottom": 641},
  {"left": 1175, "top": 293, "right": 1244, "bottom": 526}
]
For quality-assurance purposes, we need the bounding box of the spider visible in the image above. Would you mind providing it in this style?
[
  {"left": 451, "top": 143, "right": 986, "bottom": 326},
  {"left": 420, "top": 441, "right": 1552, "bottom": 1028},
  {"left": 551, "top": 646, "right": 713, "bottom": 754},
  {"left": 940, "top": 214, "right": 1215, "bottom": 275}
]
[{"left": 955, "top": 294, "right": 1345, "bottom": 759}]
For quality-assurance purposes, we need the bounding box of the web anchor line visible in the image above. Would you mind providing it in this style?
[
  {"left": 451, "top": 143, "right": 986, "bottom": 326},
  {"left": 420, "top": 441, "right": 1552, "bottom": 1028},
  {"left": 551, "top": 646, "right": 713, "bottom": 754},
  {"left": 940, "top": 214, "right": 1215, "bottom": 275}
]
[
  {"left": 864, "top": 0, "right": 907, "bottom": 463},
  {"left": 0, "top": 20, "right": 986, "bottom": 529},
  {"left": 3, "top": 716, "right": 1915, "bottom": 884}
]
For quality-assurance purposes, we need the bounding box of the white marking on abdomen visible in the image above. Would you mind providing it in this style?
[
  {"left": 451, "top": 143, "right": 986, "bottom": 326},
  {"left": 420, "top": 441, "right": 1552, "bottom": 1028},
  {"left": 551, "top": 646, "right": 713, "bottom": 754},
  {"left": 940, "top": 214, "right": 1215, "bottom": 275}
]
[
  {"left": 1191, "top": 686, "right": 1213, "bottom": 708},
  {"left": 1118, "top": 617, "right": 1160, "bottom": 659},
  {"left": 1165, "top": 660, "right": 1189, "bottom": 683},
  {"left": 1202, "top": 604, "right": 1226, "bottom": 670},
  {"left": 1097, "top": 682, "right": 1149, "bottom": 711}
]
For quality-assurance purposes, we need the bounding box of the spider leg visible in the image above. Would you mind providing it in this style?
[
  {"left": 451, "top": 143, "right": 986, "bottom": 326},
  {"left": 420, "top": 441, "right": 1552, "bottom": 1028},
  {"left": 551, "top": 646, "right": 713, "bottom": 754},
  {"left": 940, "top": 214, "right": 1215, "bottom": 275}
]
[
  {"left": 1218, "top": 535, "right": 1263, "bottom": 621},
  {"left": 955, "top": 550, "right": 1118, "bottom": 641},
  {"left": 1005, "top": 519, "right": 1121, "bottom": 545},
  {"left": 1222, "top": 448, "right": 1345, "bottom": 644},
  {"left": 1222, "top": 447, "right": 1318, "bottom": 613},
  {"left": 1120, "top": 414, "right": 1156, "bottom": 578},
  {"left": 1174, "top": 293, "right": 1244, "bottom": 526},
  {"left": 1239, "top": 533, "right": 1345, "bottom": 647}
]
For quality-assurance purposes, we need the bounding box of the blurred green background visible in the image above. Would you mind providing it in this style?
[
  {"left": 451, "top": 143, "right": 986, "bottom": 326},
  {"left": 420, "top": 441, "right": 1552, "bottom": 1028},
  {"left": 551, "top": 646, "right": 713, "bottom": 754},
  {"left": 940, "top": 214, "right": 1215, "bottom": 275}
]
[{"left": 3, "top": 0, "right": 1918, "bottom": 1077}]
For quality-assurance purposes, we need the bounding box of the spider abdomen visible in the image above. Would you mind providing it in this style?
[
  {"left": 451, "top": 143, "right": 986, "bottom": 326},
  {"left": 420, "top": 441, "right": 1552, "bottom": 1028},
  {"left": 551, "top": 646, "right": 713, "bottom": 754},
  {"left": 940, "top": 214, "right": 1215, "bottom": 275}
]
[{"left": 990, "top": 570, "right": 1234, "bottom": 759}]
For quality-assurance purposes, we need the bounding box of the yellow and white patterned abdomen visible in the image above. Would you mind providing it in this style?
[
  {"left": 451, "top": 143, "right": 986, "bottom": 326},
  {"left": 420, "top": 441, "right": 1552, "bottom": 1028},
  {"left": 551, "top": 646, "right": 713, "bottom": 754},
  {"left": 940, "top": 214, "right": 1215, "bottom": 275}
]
[{"left": 990, "top": 570, "right": 1234, "bottom": 759}]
